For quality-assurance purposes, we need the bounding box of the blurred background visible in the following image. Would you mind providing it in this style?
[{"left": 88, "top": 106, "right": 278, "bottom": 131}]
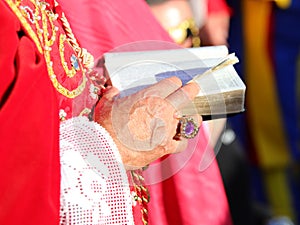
[{"left": 146, "top": 0, "right": 300, "bottom": 224}]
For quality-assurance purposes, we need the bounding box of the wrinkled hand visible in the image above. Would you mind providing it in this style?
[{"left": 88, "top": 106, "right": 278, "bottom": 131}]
[{"left": 95, "top": 77, "right": 201, "bottom": 170}]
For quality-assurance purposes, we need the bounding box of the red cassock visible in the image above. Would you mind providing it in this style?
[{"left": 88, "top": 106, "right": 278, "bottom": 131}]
[
  {"left": 0, "top": 0, "right": 60, "bottom": 224},
  {"left": 0, "top": 0, "right": 99, "bottom": 223},
  {"left": 59, "top": 0, "right": 233, "bottom": 225}
]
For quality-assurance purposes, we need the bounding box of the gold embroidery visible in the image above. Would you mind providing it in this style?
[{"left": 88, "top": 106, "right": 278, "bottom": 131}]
[
  {"left": 60, "top": 12, "right": 94, "bottom": 70},
  {"left": 79, "top": 108, "right": 92, "bottom": 117},
  {"left": 44, "top": 47, "right": 87, "bottom": 98},
  {"left": 5, "top": 0, "right": 90, "bottom": 98},
  {"left": 168, "top": 18, "right": 200, "bottom": 47},
  {"left": 59, "top": 34, "right": 77, "bottom": 78},
  {"left": 131, "top": 170, "right": 150, "bottom": 225},
  {"left": 6, "top": 0, "right": 43, "bottom": 53}
]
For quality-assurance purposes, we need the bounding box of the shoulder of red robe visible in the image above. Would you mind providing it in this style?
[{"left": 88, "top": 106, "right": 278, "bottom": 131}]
[{"left": 0, "top": 1, "right": 60, "bottom": 224}]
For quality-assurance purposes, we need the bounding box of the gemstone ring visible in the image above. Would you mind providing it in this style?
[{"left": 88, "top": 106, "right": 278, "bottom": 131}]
[{"left": 174, "top": 116, "right": 199, "bottom": 140}]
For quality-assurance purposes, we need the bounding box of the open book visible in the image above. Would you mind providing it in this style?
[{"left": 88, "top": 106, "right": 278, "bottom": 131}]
[{"left": 101, "top": 45, "right": 246, "bottom": 120}]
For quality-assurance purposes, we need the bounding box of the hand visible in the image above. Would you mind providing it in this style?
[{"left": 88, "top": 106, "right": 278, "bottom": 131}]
[{"left": 95, "top": 77, "right": 201, "bottom": 170}]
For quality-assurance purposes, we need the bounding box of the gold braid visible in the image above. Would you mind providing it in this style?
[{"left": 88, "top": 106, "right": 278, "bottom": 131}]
[
  {"left": 131, "top": 170, "right": 150, "bottom": 225},
  {"left": 59, "top": 11, "right": 94, "bottom": 70}
]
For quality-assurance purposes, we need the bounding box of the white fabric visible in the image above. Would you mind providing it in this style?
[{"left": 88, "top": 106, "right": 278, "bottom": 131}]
[{"left": 59, "top": 116, "right": 134, "bottom": 225}]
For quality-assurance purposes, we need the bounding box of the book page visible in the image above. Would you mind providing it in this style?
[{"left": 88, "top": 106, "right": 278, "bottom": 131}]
[
  {"left": 103, "top": 45, "right": 246, "bottom": 116},
  {"left": 104, "top": 46, "right": 231, "bottom": 97},
  {"left": 104, "top": 45, "right": 228, "bottom": 74},
  {"left": 107, "top": 61, "right": 177, "bottom": 97},
  {"left": 196, "top": 65, "right": 246, "bottom": 97}
]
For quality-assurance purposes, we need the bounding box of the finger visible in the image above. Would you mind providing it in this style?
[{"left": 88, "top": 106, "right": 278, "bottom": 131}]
[
  {"left": 140, "top": 76, "right": 182, "bottom": 98},
  {"left": 165, "top": 81, "right": 199, "bottom": 111},
  {"left": 168, "top": 138, "right": 188, "bottom": 154},
  {"left": 102, "top": 86, "right": 120, "bottom": 101}
]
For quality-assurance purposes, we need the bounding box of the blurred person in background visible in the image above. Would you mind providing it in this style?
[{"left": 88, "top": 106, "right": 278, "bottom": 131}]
[
  {"left": 149, "top": 1, "right": 266, "bottom": 225},
  {"left": 190, "top": 0, "right": 231, "bottom": 46},
  {"left": 227, "top": 0, "right": 300, "bottom": 224},
  {"left": 148, "top": 0, "right": 234, "bottom": 224},
  {"left": 148, "top": 1, "right": 256, "bottom": 225}
]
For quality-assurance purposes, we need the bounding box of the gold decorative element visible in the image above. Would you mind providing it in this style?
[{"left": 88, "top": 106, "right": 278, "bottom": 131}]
[
  {"left": 59, "top": 34, "right": 77, "bottom": 78},
  {"left": 79, "top": 108, "right": 92, "bottom": 117},
  {"left": 60, "top": 12, "right": 94, "bottom": 70},
  {"left": 6, "top": 0, "right": 92, "bottom": 98},
  {"left": 6, "top": 0, "right": 43, "bottom": 53},
  {"left": 131, "top": 170, "right": 149, "bottom": 225},
  {"left": 44, "top": 31, "right": 87, "bottom": 98},
  {"left": 275, "top": 0, "right": 290, "bottom": 9},
  {"left": 168, "top": 18, "right": 200, "bottom": 47}
]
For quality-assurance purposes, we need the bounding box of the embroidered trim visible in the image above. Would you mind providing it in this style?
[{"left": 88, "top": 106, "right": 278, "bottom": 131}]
[
  {"left": 59, "top": 34, "right": 78, "bottom": 78},
  {"left": 131, "top": 170, "right": 150, "bottom": 225},
  {"left": 79, "top": 108, "right": 91, "bottom": 117},
  {"left": 6, "top": 0, "right": 43, "bottom": 53},
  {"left": 6, "top": 0, "right": 89, "bottom": 98}
]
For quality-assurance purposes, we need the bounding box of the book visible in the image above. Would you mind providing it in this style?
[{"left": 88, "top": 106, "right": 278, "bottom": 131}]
[{"left": 101, "top": 45, "right": 246, "bottom": 120}]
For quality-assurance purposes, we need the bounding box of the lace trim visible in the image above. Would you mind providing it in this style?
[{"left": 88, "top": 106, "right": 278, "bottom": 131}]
[{"left": 60, "top": 116, "right": 134, "bottom": 225}]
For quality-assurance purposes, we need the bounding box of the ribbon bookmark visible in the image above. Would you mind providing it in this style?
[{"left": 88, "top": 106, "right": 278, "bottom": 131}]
[{"left": 189, "top": 53, "right": 239, "bottom": 83}]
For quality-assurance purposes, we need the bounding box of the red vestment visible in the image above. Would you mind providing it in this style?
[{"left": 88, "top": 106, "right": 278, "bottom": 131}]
[
  {"left": 0, "top": 1, "right": 60, "bottom": 223},
  {"left": 0, "top": 0, "right": 100, "bottom": 223}
]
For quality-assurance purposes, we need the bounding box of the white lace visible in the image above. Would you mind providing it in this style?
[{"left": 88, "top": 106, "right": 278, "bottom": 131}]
[{"left": 59, "top": 117, "right": 134, "bottom": 225}]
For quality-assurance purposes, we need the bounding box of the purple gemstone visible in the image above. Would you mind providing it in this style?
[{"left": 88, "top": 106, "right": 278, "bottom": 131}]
[{"left": 184, "top": 121, "right": 195, "bottom": 135}]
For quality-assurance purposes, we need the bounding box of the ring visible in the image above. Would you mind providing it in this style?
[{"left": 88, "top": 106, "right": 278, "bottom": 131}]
[{"left": 173, "top": 116, "right": 199, "bottom": 140}]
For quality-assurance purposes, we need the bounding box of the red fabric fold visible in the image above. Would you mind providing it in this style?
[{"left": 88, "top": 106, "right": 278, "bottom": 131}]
[
  {"left": 145, "top": 125, "right": 232, "bottom": 225},
  {"left": 0, "top": 1, "right": 60, "bottom": 224},
  {"left": 58, "top": 0, "right": 173, "bottom": 59}
]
